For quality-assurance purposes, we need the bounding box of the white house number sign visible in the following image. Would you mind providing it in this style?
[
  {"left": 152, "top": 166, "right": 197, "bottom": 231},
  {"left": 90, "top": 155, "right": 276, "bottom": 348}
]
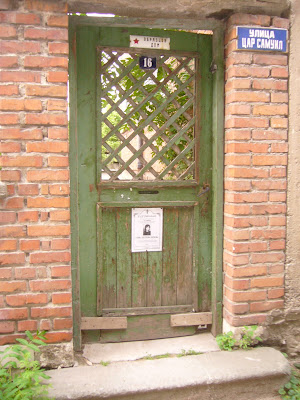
[{"left": 131, "top": 208, "right": 163, "bottom": 252}]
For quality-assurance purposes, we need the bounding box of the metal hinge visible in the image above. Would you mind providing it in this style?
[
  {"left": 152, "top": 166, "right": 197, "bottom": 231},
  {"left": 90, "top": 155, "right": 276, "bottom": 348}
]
[
  {"left": 198, "top": 185, "right": 210, "bottom": 197},
  {"left": 210, "top": 61, "right": 217, "bottom": 74}
]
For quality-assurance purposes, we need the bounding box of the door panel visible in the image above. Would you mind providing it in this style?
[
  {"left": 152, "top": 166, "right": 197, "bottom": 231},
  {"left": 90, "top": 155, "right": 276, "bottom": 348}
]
[{"left": 75, "top": 24, "right": 213, "bottom": 343}]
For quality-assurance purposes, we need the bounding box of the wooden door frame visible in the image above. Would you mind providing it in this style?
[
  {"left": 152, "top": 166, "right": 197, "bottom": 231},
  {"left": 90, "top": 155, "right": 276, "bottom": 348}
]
[{"left": 69, "top": 16, "right": 224, "bottom": 351}]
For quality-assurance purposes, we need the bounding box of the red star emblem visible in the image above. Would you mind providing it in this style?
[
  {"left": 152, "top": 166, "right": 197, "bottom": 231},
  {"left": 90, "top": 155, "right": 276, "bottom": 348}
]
[{"left": 134, "top": 38, "right": 139, "bottom": 44}]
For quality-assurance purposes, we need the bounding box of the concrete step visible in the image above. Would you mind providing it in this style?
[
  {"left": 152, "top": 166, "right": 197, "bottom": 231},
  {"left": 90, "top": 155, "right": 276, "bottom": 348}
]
[{"left": 48, "top": 347, "right": 290, "bottom": 400}]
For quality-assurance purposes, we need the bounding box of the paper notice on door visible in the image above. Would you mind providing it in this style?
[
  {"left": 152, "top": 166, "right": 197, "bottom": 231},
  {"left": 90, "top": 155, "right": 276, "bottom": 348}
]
[{"left": 131, "top": 208, "right": 163, "bottom": 252}]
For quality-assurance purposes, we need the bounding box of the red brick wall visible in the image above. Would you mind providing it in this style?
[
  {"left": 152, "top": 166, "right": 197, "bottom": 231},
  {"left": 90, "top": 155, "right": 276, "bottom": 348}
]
[
  {"left": 0, "top": 0, "right": 71, "bottom": 345},
  {"left": 224, "top": 14, "right": 289, "bottom": 327}
]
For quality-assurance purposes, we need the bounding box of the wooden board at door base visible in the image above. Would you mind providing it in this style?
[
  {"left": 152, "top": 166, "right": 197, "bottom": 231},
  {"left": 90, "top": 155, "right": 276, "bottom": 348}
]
[{"left": 99, "top": 314, "right": 196, "bottom": 343}]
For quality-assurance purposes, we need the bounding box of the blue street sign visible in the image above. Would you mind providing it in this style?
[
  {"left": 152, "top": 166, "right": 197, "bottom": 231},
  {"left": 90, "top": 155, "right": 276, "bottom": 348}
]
[
  {"left": 139, "top": 56, "right": 157, "bottom": 70},
  {"left": 237, "top": 27, "right": 287, "bottom": 52}
]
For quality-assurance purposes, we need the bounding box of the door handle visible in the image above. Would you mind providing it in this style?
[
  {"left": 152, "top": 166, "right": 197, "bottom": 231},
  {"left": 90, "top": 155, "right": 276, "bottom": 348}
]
[{"left": 198, "top": 186, "right": 210, "bottom": 197}]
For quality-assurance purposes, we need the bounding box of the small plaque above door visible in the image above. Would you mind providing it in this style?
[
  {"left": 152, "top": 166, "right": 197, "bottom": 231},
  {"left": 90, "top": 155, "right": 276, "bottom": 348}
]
[{"left": 131, "top": 208, "right": 163, "bottom": 252}]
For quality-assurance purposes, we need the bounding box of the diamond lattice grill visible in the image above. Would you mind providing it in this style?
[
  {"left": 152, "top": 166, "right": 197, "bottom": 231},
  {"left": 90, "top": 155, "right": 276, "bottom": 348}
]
[{"left": 100, "top": 49, "right": 196, "bottom": 181}]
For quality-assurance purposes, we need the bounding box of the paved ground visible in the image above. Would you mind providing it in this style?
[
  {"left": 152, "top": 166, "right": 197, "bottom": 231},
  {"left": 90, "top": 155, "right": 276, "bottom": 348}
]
[{"left": 47, "top": 335, "right": 290, "bottom": 400}]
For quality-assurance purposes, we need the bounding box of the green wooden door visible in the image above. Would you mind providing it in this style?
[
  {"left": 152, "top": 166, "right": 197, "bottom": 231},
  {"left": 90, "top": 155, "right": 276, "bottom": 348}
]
[{"left": 73, "top": 25, "right": 213, "bottom": 343}]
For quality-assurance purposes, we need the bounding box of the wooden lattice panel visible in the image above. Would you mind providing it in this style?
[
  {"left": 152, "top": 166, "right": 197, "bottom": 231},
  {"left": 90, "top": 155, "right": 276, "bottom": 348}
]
[{"left": 99, "top": 49, "right": 197, "bottom": 181}]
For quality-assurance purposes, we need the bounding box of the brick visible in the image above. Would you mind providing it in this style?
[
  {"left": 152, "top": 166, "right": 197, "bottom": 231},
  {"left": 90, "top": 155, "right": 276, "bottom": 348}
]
[
  {"left": 225, "top": 167, "right": 269, "bottom": 178},
  {"left": 0, "top": 308, "right": 28, "bottom": 321},
  {"left": 0, "top": 334, "right": 25, "bottom": 345},
  {"left": 26, "top": 84, "right": 67, "bottom": 98},
  {"left": 225, "top": 104, "right": 251, "bottom": 116},
  {"left": 0, "top": 281, "right": 26, "bottom": 293},
  {"left": 0, "top": 11, "right": 41, "bottom": 24},
  {"left": 0, "top": 321, "right": 15, "bottom": 333},
  {"left": 225, "top": 129, "right": 251, "bottom": 141},
  {"left": 24, "top": 27, "right": 68, "bottom": 41},
  {"left": 18, "top": 320, "right": 38, "bottom": 332},
  {"left": 225, "top": 143, "right": 269, "bottom": 153},
  {"left": 0, "top": 114, "right": 19, "bottom": 125},
  {"left": 226, "top": 53, "right": 252, "bottom": 66},
  {"left": 0, "top": 25, "right": 17, "bottom": 38},
  {"left": 27, "top": 170, "right": 69, "bottom": 182},
  {"left": 25, "top": 113, "right": 68, "bottom": 126},
  {"left": 271, "top": 92, "right": 288, "bottom": 103},
  {"left": 37, "top": 267, "right": 47, "bottom": 279},
  {"left": 28, "top": 225, "right": 70, "bottom": 237},
  {"left": 0, "top": 142, "right": 21, "bottom": 153},
  {"left": 48, "top": 156, "right": 69, "bottom": 167},
  {"left": 0, "top": 239, "right": 17, "bottom": 251},
  {"left": 228, "top": 14, "right": 271, "bottom": 26},
  {"left": 225, "top": 79, "right": 251, "bottom": 91},
  {"left": 31, "top": 306, "right": 72, "bottom": 318},
  {"left": 223, "top": 298, "right": 249, "bottom": 315},
  {"left": 223, "top": 251, "right": 249, "bottom": 266},
  {"left": 30, "top": 279, "right": 71, "bottom": 292},
  {"left": 48, "top": 185, "right": 70, "bottom": 195},
  {"left": 47, "top": 99, "right": 68, "bottom": 111},
  {"left": 47, "top": 15, "right": 68, "bottom": 27},
  {"left": 0, "top": 41, "right": 41, "bottom": 54},
  {"left": 0, "top": 252, "right": 25, "bottom": 265},
  {"left": 0, "top": 155, "right": 43, "bottom": 167},
  {"left": 44, "top": 332, "right": 72, "bottom": 343},
  {"left": 253, "top": 54, "right": 287, "bottom": 66},
  {"left": 41, "top": 241, "right": 51, "bottom": 251},
  {"left": 225, "top": 312, "right": 267, "bottom": 327},
  {"left": 0, "top": 211, "right": 16, "bottom": 224},
  {"left": 51, "top": 265, "right": 71, "bottom": 277},
  {"left": 27, "top": 197, "right": 70, "bottom": 208},
  {"left": 225, "top": 276, "right": 249, "bottom": 290},
  {"left": 224, "top": 228, "right": 250, "bottom": 241},
  {"left": 53, "top": 318, "right": 72, "bottom": 330},
  {"left": 24, "top": 56, "right": 68, "bottom": 69},
  {"left": 269, "top": 240, "right": 286, "bottom": 250},
  {"left": 0, "top": 268, "right": 12, "bottom": 279},
  {"left": 252, "top": 79, "right": 287, "bottom": 91},
  {"left": 0, "top": 226, "right": 26, "bottom": 238},
  {"left": 253, "top": 104, "right": 288, "bottom": 116},
  {"left": 225, "top": 117, "right": 269, "bottom": 129},
  {"left": 27, "top": 142, "right": 68, "bottom": 153},
  {"left": 253, "top": 154, "right": 287, "bottom": 166},
  {"left": 47, "top": 71, "right": 68, "bottom": 83},
  {"left": 252, "top": 130, "right": 287, "bottom": 141},
  {"left": 271, "top": 67, "right": 288, "bottom": 78},
  {"left": 269, "top": 216, "right": 286, "bottom": 226},
  {"left": 48, "top": 42, "right": 68, "bottom": 55},
  {"left": 251, "top": 180, "right": 286, "bottom": 190},
  {"left": 227, "top": 66, "right": 269, "bottom": 79},
  {"left": 0, "top": 128, "right": 43, "bottom": 140},
  {"left": 251, "top": 252, "right": 284, "bottom": 264},
  {"left": 271, "top": 118, "right": 288, "bottom": 129},
  {"left": 50, "top": 239, "right": 70, "bottom": 250},
  {"left": 250, "top": 300, "right": 284, "bottom": 312},
  {"left": 252, "top": 204, "right": 286, "bottom": 215},
  {"left": 20, "top": 239, "right": 40, "bottom": 251},
  {"left": 6, "top": 293, "right": 48, "bottom": 306},
  {"left": 1, "top": 197, "right": 24, "bottom": 209},
  {"left": 251, "top": 229, "right": 285, "bottom": 240},
  {"left": 268, "top": 288, "right": 284, "bottom": 299},
  {"left": 0, "top": 84, "right": 19, "bottom": 95},
  {"left": 40, "top": 211, "right": 49, "bottom": 222},
  {"left": 40, "top": 319, "right": 51, "bottom": 330},
  {"left": 52, "top": 292, "right": 72, "bottom": 304},
  {"left": 225, "top": 287, "right": 267, "bottom": 302},
  {"left": 224, "top": 180, "right": 251, "bottom": 191},
  {"left": 15, "top": 267, "right": 36, "bottom": 279},
  {"left": 25, "top": 0, "right": 68, "bottom": 12},
  {"left": 224, "top": 203, "right": 251, "bottom": 216},
  {"left": 226, "top": 91, "right": 270, "bottom": 103},
  {"left": 224, "top": 154, "right": 251, "bottom": 165},
  {"left": 50, "top": 210, "right": 70, "bottom": 221},
  {"left": 0, "top": 70, "right": 40, "bottom": 82},
  {"left": 18, "top": 184, "right": 39, "bottom": 196},
  {"left": 269, "top": 192, "right": 286, "bottom": 202},
  {"left": 272, "top": 17, "right": 289, "bottom": 29},
  {"left": 0, "top": 56, "right": 18, "bottom": 68},
  {"left": 18, "top": 211, "right": 39, "bottom": 222},
  {"left": 269, "top": 263, "right": 284, "bottom": 274},
  {"left": 48, "top": 127, "right": 68, "bottom": 139},
  {"left": 224, "top": 216, "right": 268, "bottom": 228},
  {"left": 30, "top": 251, "right": 71, "bottom": 264},
  {"left": 225, "top": 265, "right": 267, "bottom": 278}
]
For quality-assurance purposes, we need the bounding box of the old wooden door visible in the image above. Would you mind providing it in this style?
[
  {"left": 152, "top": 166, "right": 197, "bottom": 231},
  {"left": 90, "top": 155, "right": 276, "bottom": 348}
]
[{"left": 74, "top": 24, "right": 213, "bottom": 343}]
